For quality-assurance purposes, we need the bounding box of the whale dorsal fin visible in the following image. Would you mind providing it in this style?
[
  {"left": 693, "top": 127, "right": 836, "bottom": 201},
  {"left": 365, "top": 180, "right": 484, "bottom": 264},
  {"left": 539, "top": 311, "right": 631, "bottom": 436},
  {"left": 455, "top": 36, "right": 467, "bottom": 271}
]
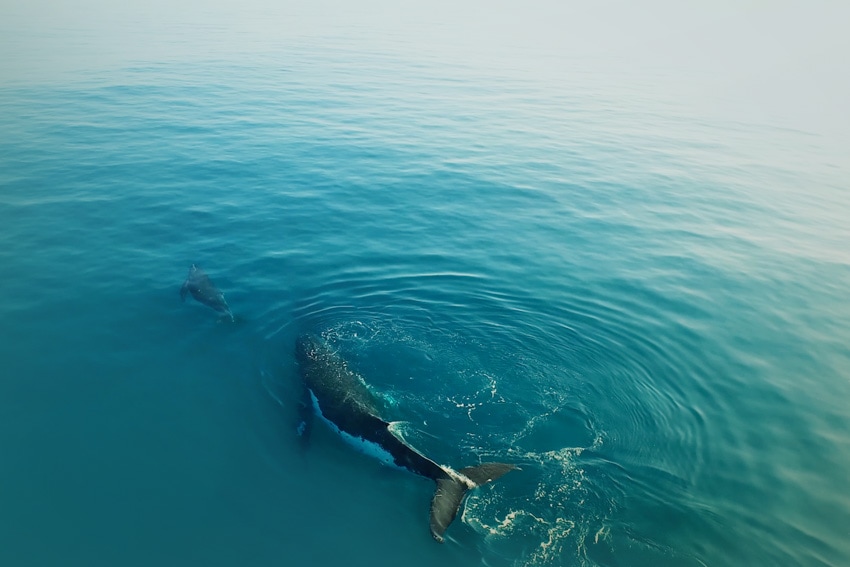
[{"left": 385, "top": 421, "right": 412, "bottom": 442}]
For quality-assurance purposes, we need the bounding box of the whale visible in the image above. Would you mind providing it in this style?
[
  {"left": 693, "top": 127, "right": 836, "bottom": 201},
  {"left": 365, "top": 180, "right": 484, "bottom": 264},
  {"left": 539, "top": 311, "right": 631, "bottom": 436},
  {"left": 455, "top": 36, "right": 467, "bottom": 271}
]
[
  {"left": 180, "top": 264, "right": 233, "bottom": 320},
  {"left": 295, "top": 334, "right": 515, "bottom": 542}
]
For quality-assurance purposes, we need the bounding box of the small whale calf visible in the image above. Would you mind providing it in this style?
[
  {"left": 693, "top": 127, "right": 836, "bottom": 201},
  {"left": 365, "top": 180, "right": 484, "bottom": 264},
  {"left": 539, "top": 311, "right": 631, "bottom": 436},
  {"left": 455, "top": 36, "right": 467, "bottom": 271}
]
[
  {"left": 180, "top": 264, "right": 233, "bottom": 321},
  {"left": 296, "top": 334, "right": 516, "bottom": 542}
]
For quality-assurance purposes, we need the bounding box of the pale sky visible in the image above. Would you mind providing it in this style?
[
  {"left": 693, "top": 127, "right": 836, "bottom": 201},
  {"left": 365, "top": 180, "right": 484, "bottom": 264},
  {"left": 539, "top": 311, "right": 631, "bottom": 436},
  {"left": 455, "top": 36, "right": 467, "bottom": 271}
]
[{"left": 2, "top": 0, "right": 848, "bottom": 142}]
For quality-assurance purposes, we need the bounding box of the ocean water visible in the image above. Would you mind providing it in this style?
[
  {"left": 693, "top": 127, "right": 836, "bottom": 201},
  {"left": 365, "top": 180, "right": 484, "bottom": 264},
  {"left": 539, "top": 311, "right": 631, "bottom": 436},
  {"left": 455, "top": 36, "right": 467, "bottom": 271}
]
[{"left": 2, "top": 4, "right": 850, "bottom": 567}]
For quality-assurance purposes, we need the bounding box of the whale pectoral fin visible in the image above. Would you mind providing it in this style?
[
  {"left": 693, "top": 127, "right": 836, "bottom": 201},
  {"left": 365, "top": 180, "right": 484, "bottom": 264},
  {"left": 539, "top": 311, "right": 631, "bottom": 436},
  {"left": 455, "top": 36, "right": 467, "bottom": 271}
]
[
  {"left": 180, "top": 280, "right": 189, "bottom": 302},
  {"left": 430, "top": 477, "right": 467, "bottom": 543},
  {"left": 429, "top": 463, "right": 516, "bottom": 543},
  {"left": 296, "top": 387, "right": 315, "bottom": 448}
]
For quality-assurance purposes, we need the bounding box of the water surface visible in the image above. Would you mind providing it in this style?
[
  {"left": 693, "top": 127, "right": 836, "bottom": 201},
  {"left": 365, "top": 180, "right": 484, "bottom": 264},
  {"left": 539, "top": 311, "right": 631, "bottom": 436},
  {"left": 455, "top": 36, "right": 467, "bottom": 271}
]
[{"left": 2, "top": 4, "right": 849, "bottom": 566}]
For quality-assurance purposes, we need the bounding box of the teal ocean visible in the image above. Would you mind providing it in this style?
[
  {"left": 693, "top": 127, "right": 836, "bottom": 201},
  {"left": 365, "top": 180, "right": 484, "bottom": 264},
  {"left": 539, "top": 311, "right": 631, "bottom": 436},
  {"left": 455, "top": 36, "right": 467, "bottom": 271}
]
[{"left": 2, "top": 4, "right": 850, "bottom": 566}]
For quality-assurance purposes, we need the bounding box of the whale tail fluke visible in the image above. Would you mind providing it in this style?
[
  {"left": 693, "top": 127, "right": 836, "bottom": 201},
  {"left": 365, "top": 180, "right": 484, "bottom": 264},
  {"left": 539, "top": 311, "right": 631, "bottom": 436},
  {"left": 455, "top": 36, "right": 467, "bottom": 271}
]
[{"left": 429, "top": 462, "right": 516, "bottom": 543}]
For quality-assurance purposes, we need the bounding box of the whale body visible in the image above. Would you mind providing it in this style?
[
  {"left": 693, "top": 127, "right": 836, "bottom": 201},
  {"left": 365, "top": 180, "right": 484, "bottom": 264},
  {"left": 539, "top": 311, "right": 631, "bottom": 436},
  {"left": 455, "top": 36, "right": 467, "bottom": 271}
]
[
  {"left": 180, "top": 264, "right": 233, "bottom": 320},
  {"left": 295, "top": 334, "right": 515, "bottom": 542}
]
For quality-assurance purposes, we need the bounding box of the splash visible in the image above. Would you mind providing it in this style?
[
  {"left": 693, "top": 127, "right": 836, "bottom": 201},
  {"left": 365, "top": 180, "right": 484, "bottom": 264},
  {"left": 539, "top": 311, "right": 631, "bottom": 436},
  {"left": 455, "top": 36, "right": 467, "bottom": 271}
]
[{"left": 460, "top": 436, "right": 614, "bottom": 567}]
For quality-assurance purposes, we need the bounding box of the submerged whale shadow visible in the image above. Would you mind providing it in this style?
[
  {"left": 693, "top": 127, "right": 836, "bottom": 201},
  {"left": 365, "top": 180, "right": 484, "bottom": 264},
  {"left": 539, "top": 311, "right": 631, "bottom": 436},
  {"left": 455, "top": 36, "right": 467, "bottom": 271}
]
[{"left": 179, "top": 264, "right": 234, "bottom": 322}]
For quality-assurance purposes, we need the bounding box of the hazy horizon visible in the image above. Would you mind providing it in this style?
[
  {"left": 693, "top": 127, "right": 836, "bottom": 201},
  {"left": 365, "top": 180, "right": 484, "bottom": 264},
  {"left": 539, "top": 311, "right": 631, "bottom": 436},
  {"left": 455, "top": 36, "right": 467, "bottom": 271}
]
[{"left": 2, "top": 0, "right": 849, "bottom": 149}]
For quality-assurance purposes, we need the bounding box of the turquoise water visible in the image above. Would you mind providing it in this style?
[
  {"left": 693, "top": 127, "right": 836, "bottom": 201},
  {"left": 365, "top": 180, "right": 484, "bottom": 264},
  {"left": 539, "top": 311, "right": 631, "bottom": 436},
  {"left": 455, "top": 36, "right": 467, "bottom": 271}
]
[{"left": 2, "top": 6, "right": 850, "bottom": 566}]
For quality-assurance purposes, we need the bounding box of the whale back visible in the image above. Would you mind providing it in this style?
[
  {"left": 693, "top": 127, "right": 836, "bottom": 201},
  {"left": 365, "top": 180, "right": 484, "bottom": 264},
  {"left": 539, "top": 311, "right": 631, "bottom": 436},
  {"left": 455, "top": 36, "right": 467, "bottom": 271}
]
[{"left": 296, "top": 334, "right": 382, "bottom": 422}]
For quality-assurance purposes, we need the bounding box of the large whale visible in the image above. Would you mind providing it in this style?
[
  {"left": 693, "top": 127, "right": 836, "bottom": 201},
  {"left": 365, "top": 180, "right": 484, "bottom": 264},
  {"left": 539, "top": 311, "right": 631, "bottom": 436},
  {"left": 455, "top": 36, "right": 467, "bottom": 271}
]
[
  {"left": 180, "top": 264, "right": 233, "bottom": 320},
  {"left": 295, "top": 334, "right": 515, "bottom": 542}
]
